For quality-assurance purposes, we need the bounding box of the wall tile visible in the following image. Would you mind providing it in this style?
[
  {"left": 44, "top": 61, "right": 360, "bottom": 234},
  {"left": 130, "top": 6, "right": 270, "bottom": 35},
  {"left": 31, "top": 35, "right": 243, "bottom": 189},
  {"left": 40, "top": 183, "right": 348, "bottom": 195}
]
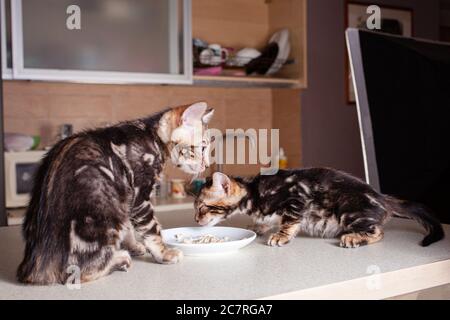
[
  {"left": 2, "top": 81, "right": 301, "bottom": 178},
  {"left": 48, "top": 95, "right": 112, "bottom": 119}
]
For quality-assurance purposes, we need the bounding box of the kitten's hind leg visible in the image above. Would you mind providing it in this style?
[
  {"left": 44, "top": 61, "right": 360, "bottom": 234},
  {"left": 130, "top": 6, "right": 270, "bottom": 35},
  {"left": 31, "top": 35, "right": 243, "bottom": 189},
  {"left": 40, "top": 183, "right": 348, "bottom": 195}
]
[
  {"left": 340, "top": 226, "right": 384, "bottom": 248},
  {"left": 267, "top": 218, "right": 300, "bottom": 247},
  {"left": 72, "top": 248, "right": 131, "bottom": 284},
  {"left": 67, "top": 220, "right": 132, "bottom": 283},
  {"left": 132, "top": 203, "right": 183, "bottom": 264},
  {"left": 339, "top": 198, "right": 387, "bottom": 248}
]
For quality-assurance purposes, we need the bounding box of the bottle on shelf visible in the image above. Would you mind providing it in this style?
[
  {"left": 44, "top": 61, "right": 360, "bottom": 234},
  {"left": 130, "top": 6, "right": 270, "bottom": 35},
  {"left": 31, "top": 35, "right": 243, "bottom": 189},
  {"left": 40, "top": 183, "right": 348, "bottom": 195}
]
[{"left": 278, "top": 147, "right": 288, "bottom": 170}]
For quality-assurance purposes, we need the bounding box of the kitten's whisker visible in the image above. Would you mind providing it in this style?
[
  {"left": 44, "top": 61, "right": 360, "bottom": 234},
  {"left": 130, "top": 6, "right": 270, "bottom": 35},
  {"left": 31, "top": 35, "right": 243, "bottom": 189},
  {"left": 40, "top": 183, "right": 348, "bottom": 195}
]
[{"left": 186, "top": 189, "right": 196, "bottom": 197}]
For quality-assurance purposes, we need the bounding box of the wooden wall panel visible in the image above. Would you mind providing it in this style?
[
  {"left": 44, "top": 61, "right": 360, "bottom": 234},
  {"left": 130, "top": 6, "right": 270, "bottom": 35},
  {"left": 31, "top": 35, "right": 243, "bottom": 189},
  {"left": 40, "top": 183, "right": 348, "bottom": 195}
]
[
  {"left": 268, "top": 0, "right": 307, "bottom": 82},
  {"left": 192, "top": 0, "right": 270, "bottom": 48},
  {"left": 272, "top": 88, "right": 302, "bottom": 168},
  {"left": 2, "top": 81, "right": 304, "bottom": 178}
]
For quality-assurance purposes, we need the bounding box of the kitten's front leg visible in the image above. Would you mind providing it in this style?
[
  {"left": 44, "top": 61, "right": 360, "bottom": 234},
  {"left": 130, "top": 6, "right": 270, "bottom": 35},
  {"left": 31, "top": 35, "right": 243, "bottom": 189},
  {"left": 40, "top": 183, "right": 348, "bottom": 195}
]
[
  {"left": 144, "top": 230, "right": 183, "bottom": 264},
  {"left": 132, "top": 201, "right": 183, "bottom": 264},
  {"left": 121, "top": 220, "right": 146, "bottom": 256},
  {"left": 267, "top": 217, "right": 300, "bottom": 247}
]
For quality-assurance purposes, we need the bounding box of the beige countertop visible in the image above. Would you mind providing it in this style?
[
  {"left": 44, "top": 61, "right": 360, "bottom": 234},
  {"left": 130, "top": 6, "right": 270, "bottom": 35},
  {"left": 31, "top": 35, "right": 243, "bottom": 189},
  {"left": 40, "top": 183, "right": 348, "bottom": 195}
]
[{"left": 0, "top": 210, "right": 449, "bottom": 300}]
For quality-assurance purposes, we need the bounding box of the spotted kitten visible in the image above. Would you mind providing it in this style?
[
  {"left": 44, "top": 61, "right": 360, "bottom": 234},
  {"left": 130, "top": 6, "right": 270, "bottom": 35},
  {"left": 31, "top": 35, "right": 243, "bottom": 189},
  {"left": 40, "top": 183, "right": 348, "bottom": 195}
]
[
  {"left": 18, "top": 102, "right": 214, "bottom": 284},
  {"left": 195, "top": 169, "right": 444, "bottom": 248}
]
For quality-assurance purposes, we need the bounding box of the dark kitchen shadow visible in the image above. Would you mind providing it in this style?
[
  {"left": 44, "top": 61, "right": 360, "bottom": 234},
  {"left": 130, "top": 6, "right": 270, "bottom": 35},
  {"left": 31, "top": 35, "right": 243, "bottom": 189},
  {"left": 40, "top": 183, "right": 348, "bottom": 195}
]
[
  {"left": 0, "top": 252, "right": 24, "bottom": 285},
  {"left": 0, "top": 266, "right": 21, "bottom": 284},
  {"left": 0, "top": 227, "right": 28, "bottom": 285}
]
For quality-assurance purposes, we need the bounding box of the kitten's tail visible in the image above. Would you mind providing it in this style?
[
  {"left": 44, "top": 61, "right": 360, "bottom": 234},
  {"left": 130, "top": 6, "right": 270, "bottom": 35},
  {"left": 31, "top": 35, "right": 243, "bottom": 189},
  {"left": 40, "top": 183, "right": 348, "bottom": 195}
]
[
  {"left": 17, "top": 142, "right": 66, "bottom": 285},
  {"left": 385, "top": 196, "right": 444, "bottom": 246}
]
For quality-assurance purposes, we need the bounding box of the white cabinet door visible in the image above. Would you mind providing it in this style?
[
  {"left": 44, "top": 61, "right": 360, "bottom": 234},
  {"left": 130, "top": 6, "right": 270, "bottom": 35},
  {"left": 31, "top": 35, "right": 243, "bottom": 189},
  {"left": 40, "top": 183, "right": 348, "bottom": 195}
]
[
  {"left": 1, "top": 0, "right": 12, "bottom": 78},
  {"left": 11, "top": 0, "right": 192, "bottom": 84}
]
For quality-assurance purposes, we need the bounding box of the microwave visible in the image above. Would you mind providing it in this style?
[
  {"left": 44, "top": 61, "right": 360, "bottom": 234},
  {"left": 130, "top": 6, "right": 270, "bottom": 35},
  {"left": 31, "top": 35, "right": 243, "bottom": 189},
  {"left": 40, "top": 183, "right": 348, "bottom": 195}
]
[{"left": 4, "top": 151, "right": 46, "bottom": 208}]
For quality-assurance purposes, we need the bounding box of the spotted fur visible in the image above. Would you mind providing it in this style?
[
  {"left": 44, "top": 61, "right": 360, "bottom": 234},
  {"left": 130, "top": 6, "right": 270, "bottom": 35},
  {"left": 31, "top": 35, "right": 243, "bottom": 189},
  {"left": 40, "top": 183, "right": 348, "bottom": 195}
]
[
  {"left": 17, "top": 102, "right": 214, "bottom": 285},
  {"left": 195, "top": 169, "right": 444, "bottom": 248}
]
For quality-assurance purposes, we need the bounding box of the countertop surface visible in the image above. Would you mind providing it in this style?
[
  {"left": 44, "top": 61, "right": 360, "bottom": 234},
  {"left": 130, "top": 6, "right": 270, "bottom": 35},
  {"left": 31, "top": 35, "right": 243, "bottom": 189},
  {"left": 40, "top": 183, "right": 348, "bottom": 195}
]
[{"left": 1, "top": 210, "right": 450, "bottom": 300}]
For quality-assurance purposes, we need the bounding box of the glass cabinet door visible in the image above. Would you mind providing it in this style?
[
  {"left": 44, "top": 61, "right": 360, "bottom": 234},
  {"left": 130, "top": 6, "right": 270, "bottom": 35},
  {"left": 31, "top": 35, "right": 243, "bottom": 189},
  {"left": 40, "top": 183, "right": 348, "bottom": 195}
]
[{"left": 11, "top": 0, "right": 192, "bottom": 84}]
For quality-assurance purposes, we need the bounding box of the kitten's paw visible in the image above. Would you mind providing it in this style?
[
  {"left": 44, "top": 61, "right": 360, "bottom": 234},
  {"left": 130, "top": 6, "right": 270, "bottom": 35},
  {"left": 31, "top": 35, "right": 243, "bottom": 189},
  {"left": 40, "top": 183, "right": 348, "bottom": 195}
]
[
  {"left": 340, "top": 234, "right": 366, "bottom": 248},
  {"left": 161, "top": 248, "right": 183, "bottom": 264},
  {"left": 114, "top": 250, "right": 132, "bottom": 272},
  {"left": 267, "top": 233, "right": 291, "bottom": 247},
  {"left": 128, "top": 242, "right": 147, "bottom": 256}
]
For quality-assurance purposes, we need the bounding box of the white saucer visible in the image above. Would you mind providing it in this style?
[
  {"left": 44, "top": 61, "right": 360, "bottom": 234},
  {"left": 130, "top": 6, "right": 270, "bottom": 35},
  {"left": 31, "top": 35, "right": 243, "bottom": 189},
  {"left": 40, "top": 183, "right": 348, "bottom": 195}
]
[{"left": 161, "top": 227, "right": 256, "bottom": 256}]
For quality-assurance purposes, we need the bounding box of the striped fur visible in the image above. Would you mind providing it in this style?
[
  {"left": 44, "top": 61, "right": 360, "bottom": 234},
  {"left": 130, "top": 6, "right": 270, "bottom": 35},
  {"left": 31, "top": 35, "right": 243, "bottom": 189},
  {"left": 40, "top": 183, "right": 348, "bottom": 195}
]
[
  {"left": 17, "top": 103, "right": 214, "bottom": 285},
  {"left": 195, "top": 169, "right": 444, "bottom": 248}
]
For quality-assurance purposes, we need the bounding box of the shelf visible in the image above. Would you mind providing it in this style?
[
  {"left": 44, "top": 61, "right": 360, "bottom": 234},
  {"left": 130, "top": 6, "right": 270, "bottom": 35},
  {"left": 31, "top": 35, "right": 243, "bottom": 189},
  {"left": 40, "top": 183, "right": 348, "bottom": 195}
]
[
  {"left": 192, "top": 0, "right": 307, "bottom": 89},
  {"left": 193, "top": 75, "right": 305, "bottom": 88}
]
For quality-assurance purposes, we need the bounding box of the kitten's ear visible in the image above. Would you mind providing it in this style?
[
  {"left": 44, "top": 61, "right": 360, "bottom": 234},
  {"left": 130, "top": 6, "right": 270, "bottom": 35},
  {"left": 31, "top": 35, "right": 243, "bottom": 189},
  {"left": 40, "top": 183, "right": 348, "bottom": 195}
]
[
  {"left": 202, "top": 108, "right": 215, "bottom": 124},
  {"left": 182, "top": 102, "right": 208, "bottom": 126},
  {"left": 212, "top": 172, "right": 231, "bottom": 196}
]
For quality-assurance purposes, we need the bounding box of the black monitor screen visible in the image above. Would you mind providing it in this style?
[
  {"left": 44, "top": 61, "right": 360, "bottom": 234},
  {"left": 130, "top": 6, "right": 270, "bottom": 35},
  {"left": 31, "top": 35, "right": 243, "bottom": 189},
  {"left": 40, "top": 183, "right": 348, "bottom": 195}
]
[{"left": 358, "top": 31, "right": 450, "bottom": 223}]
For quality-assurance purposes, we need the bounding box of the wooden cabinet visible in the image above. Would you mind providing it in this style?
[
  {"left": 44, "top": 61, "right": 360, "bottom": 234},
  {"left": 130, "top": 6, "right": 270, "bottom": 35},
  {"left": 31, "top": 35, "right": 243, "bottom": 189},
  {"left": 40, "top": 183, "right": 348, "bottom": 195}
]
[
  {"left": 192, "top": 0, "right": 307, "bottom": 88},
  {"left": 2, "top": 0, "right": 308, "bottom": 88}
]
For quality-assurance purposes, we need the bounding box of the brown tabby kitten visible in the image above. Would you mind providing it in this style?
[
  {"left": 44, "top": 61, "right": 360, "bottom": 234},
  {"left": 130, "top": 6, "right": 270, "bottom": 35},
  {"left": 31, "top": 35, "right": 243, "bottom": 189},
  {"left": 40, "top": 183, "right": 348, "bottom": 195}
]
[
  {"left": 17, "top": 102, "right": 214, "bottom": 284},
  {"left": 195, "top": 170, "right": 444, "bottom": 247}
]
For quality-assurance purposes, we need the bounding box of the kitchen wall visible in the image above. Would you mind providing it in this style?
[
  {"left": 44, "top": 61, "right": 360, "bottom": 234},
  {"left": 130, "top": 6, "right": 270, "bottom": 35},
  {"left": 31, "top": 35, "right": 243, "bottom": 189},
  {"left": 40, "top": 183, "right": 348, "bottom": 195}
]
[
  {"left": 3, "top": 80, "right": 301, "bottom": 178},
  {"left": 301, "top": 0, "right": 440, "bottom": 179}
]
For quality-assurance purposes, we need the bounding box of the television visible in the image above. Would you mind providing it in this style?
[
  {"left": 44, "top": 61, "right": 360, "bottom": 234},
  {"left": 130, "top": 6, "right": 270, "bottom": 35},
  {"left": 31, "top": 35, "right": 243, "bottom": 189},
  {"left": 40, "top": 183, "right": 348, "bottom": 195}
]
[{"left": 346, "top": 28, "right": 450, "bottom": 224}]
